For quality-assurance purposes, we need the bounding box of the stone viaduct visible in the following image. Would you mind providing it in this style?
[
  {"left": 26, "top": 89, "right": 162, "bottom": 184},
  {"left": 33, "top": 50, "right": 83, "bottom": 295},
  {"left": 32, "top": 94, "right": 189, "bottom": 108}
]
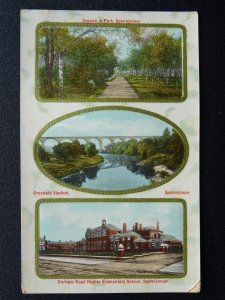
[{"left": 39, "top": 136, "right": 157, "bottom": 152}]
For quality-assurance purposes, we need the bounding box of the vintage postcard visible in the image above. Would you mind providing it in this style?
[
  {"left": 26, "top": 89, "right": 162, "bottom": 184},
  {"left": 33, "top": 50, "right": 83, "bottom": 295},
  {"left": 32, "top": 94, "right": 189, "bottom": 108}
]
[{"left": 21, "top": 10, "right": 199, "bottom": 293}]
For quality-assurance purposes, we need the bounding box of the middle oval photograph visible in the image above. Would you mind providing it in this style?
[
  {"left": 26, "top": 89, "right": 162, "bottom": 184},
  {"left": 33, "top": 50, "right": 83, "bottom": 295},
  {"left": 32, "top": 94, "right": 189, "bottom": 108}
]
[{"left": 34, "top": 106, "right": 189, "bottom": 194}]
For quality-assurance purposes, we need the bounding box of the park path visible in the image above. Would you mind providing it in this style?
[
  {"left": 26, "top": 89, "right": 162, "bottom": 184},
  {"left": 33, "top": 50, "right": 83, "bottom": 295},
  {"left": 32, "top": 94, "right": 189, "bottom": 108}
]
[
  {"left": 159, "top": 260, "right": 183, "bottom": 274},
  {"left": 99, "top": 76, "right": 139, "bottom": 99}
]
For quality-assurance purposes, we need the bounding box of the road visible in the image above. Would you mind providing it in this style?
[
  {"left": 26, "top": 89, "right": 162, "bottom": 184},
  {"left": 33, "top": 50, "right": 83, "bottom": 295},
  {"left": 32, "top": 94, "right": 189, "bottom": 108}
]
[
  {"left": 99, "top": 76, "right": 139, "bottom": 99},
  {"left": 39, "top": 253, "right": 183, "bottom": 276},
  {"left": 159, "top": 260, "right": 183, "bottom": 274}
]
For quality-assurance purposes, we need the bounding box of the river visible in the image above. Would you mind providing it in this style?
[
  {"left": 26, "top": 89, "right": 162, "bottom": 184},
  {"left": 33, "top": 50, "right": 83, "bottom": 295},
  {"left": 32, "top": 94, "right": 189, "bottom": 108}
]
[{"left": 61, "top": 154, "right": 154, "bottom": 191}]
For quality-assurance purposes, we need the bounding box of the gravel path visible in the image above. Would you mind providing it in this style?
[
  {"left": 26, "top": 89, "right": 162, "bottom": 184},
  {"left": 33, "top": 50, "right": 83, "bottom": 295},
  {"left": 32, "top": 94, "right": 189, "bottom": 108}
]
[{"left": 99, "top": 76, "right": 139, "bottom": 99}]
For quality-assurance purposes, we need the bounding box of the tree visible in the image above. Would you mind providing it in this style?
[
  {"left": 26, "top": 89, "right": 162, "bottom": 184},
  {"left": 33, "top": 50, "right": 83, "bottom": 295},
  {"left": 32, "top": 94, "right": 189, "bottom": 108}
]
[
  {"left": 70, "top": 140, "right": 85, "bottom": 157},
  {"left": 163, "top": 128, "right": 171, "bottom": 138},
  {"left": 166, "top": 129, "right": 184, "bottom": 168},
  {"left": 85, "top": 143, "right": 98, "bottom": 156},
  {"left": 120, "top": 30, "right": 182, "bottom": 84},
  {"left": 39, "top": 27, "right": 70, "bottom": 98},
  {"left": 38, "top": 144, "right": 51, "bottom": 162},
  {"left": 65, "top": 36, "right": 117, "bottom": 93},
  {"left": 137, "top": 139, "right": 157, "bottom": 160},
  {"left": 53, "top": 142, "right": 73, "bottom": 161},
  {"left": 39, "top": 25, "right": 100, "bottom": 98},
  {"left": 143, "top": 32, "right": 182, "bottom": 83},
  {"left": 124, "top": 140, "right": 138, "bottom": 156},
  {"left": 120, "top": 48, "right": 143, "bottom": 76},
  {"left": 52, "top": 141, "right": 84, "bottom": 161}
]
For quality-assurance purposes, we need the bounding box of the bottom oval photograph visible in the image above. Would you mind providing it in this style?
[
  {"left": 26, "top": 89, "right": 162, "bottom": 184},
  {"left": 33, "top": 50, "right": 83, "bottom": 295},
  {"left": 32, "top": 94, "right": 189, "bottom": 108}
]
[
  {"left": 34, "top": 107, "right": 188, "bottom": 194},
  {"left": 36, "top": 199, "right": 186, "bottom": 279}
]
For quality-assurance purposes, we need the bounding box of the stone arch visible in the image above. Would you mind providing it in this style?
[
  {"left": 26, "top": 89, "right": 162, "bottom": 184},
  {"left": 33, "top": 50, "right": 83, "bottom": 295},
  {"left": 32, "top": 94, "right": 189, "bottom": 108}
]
[
  {"left": 101, "top": 137, "right": 111, "bottom": 150},
  {"left": 40, "top": 138, "right": 60, "bottom": 153},
  {"left": 77, "top": 138, "right": 88, "bottom": 146},
  {"left": 112, "top": 137, "right": 123, "bottom": 144},
  {"left": 60, "top": 138, "right": 73, "bottom": 143},
  {"left": 87, "top": 138, "right": 102, "bottom": 152},
  {"left": 124, "top": 137, "right": 132, "bottom": 142}
]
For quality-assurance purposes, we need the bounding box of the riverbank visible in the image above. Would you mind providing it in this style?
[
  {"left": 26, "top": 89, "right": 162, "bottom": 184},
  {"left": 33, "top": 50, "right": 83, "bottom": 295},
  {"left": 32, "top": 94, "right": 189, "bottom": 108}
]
[
  {"left": 41, "top": 155, "right": 103, "bottom": 179},
  {"left": 38, "top": 253, "right": 183, "bottom": 276},
  {"left": 137, "top": 159, "right": 174, "bottom": 183}
]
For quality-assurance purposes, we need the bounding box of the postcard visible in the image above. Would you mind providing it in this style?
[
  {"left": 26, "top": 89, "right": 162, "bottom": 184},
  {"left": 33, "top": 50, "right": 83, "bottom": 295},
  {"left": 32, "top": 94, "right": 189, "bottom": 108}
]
[{"left": 21, "top": 10, "right": 199, "bottom": 293}]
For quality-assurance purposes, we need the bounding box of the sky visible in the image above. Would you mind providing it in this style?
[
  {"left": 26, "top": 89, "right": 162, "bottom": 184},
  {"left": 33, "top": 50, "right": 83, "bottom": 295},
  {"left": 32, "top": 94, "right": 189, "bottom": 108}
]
[
  {"left": 43, "top": 110, "right": 173, "bottom": 136},
  {"left": 39, "top": 201, "right": 183, "bottom": 242},
  {"left": 42, "top": 110, "right": 173, "bottom": 149},
  {"left": 69, "top": 26, "right": 182, "bottom": 60}
]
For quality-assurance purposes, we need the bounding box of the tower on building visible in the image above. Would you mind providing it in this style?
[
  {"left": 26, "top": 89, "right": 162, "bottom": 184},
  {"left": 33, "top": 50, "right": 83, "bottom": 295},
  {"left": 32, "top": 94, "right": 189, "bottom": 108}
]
[{"left": 156, "top": 221, "right": 160, "bottom": 232}]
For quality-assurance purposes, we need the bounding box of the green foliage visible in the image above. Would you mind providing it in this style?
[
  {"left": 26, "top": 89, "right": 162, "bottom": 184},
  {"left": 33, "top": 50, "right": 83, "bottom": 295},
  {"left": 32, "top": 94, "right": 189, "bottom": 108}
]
[
  {"left": 52, "top": 141, "right": 85, "bottom": 162},
  {"left": 137, "top": 142, "right": 157, "bottom": 160},
  {"left": 84, "top": 142, "right": 98, "bottom": 156},
  {"left": 125, "top": 75, "right": 182, "bottom": 100},
  {"left": 41, "top": 155, "right": 103, "bottom": 179},
  {"left": 124, "top": 140, "right": 138, "bottom": 156},
  {"left": 142, "top": 153, "right": 175, "bottom": 169},
  {"left": 64, "top": 36, "right": 117, "bottom": 93},
  {"left": 118, "top": 31, "right": 182, "bottom": 99},
  {"left": 53, "top": 142, "right": 74, "bottom": 162},
  {"left": 38, "top": 26, "right": 118, "bottom": 98},
  {"left": 106, "top": 128, "right": 184, "bottom": 170},
  {"left": 119, "top": 31, "right": 181, "bottom": 74},
  {"left": 38, "top": 144, "right": 51, "bottom": 162}
]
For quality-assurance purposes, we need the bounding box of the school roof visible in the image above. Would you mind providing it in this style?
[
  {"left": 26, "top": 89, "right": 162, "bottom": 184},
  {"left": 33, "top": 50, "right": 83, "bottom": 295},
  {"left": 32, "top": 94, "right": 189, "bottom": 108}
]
[
  {"left": 116, "top": 231, "right": 142, "bottom": 238},
  {"left": 161, "top": 234, "right": 181, "bottom": 242}
]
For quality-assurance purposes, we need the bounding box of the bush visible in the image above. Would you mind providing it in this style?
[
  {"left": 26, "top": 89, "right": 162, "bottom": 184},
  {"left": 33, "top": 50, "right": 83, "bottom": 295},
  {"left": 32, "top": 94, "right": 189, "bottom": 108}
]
[{"left": 142, "top": 153, "right": 177, "bottom": 170}]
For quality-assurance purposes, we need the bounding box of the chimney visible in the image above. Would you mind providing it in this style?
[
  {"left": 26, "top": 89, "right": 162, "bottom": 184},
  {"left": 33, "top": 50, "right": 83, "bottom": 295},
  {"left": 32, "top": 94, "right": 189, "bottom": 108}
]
[
  {"left": 156, "top": 221, "right": 160, "bottom": 232},
  {"left": 123, "top": 223, "right": 127, "bottom": 233},
  {"left": 140, "top": 224, "right": 142, "bottom": 230},
  {"left": 135, "top": 222, "right": 138, "bottom": 231},
  {"left": 133, "top": 225, "right": 135, "bottom": 231}
]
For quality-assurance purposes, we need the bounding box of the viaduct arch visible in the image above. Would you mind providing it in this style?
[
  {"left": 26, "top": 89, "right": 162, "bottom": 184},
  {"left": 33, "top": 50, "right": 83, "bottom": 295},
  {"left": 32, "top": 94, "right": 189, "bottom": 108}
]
[{"left": 39, "top": 136, "right": 157, "bottom": 152}]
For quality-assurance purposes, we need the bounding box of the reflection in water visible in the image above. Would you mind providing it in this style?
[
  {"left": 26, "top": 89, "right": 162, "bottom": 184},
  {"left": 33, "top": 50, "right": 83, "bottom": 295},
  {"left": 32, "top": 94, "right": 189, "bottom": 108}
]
[
  {"left": 83, "top": 165, "right": 100, "bottom": 180},
  {"left": 62, "top": 154, "right": 154, "bottom": 191}
]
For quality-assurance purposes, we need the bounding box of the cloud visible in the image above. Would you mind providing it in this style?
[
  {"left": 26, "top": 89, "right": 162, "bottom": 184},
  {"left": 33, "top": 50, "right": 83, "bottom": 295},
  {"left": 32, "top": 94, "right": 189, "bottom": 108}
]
[
  {"left": 40, "top": 202, "right": 183, "bottom": 241},
  {"left": 44, "top": 115, "right": 172, "bottom": 137}
]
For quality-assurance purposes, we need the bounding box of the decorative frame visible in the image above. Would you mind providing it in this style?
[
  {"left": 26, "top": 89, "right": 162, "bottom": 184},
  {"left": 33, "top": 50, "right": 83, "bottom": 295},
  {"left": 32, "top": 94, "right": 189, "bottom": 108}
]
[
  {"left": 35, "top": 22, "right": 187, "bottom": 102},
  {"left": 33, "top": 106, "right": 189, "bottom": 195},
  {"left": 35, "top": 198, "right": 187, "bottom": 279}
]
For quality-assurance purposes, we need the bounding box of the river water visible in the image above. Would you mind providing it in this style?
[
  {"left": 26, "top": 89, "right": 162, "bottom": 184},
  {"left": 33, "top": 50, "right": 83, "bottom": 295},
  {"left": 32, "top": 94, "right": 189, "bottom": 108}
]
[
  {"left": 40, "top": 256, "right": 112, "bottom": 265},
  {"left": 61, "top": 154, "right": 153, "bottom": 191}
]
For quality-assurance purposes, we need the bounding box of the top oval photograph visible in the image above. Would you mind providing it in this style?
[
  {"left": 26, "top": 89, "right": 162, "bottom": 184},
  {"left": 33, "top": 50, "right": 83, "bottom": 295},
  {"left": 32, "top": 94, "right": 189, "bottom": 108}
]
[
  {"left": 34, "top": 107, "right": 188, "bottom": 194},
  {"left": 36, "top": 23, "right": 187, "bottom": 102}
]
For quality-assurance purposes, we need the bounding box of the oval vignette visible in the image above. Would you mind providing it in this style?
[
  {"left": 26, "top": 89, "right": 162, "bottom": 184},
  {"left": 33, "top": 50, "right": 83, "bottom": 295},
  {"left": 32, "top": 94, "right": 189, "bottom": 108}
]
[{"left": 34, "top": 106, "right": 189, "bottom": 195}]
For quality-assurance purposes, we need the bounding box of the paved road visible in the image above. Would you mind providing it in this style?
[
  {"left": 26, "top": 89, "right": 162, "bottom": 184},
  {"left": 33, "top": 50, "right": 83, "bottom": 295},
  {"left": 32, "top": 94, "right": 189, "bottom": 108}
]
[
  {"left": 159, "top": 260, "right": 183, "bottom": 274},
  {"left": 99, "top": 76, "right": 139, "bottom": 99}
]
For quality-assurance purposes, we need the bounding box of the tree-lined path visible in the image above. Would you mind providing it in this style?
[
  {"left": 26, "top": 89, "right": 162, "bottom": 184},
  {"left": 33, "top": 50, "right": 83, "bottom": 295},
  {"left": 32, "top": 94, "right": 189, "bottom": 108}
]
[
  {"left": 38, "top": 25, "right": 182, "bottom": 100},
  {"left": 99, "top": 76, "right": 139, "bottom": 99}
]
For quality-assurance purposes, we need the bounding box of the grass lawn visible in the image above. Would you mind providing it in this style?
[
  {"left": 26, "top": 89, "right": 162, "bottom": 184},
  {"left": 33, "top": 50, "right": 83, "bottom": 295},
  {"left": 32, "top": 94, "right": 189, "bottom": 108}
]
[
  {"left": 125, "top": 75, "right": 183, "bottom": 100},
  {"left": 41, "top": 155, "right": 103, "bottom": 179},
  {"left": 38, "top": 83, "right": 107, "bottom": 101}
]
